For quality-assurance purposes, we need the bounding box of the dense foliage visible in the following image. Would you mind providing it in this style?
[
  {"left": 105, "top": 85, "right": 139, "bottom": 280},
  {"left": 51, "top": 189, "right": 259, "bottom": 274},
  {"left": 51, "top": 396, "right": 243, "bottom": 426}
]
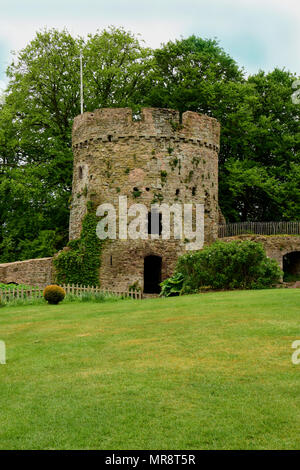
[
  {"left": 0, "top": 283, "right": 33, "bottom": 290},
  {"left": 0, "top": 27, "right": 299, "bottom": 262},
  {"left": 0, "top": 27, "right": 151, "bottom": 262},
  {"left": 160, "top": 272, "right": 184, "bottom": 297},
  {"left": 145, "top": 38, "right": 300, "bottom": 222},
  {"left": 53, "top": 205, "right": 102, "bottom": 286},
  {"left": 161, "top": 241, "right": 282, "bottom": 295}
]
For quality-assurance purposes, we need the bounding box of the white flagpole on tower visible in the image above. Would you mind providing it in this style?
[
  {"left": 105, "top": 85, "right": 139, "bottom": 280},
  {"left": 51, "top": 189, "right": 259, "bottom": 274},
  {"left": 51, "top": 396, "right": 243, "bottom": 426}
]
[{"left": 80, "top": 52, "right": 84, "bottom": 114}]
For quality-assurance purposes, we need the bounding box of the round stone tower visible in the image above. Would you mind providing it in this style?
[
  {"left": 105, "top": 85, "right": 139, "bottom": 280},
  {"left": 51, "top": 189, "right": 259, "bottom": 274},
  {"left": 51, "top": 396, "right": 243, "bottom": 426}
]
[{"left": 70, "top": 108, "right": 220, "bottom": 292}]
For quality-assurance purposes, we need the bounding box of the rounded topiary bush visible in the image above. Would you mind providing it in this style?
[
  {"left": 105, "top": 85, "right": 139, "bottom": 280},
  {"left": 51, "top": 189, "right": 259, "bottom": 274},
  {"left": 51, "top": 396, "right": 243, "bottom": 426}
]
[{"left": 43, "top": 285, "right": 66, "bottom": 305}]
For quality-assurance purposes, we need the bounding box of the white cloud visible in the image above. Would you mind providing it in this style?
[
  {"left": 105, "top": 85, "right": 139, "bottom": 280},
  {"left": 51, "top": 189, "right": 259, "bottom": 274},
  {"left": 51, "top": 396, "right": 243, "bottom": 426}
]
[
  {"left": 0, "top": 79, "right": 7, "bottom": 91},
  {"left": 0, "top": 80, "right": 7, "bottom": 104},
  {"left": 220, "top": 0, "right": 300, "bottom": 69}
]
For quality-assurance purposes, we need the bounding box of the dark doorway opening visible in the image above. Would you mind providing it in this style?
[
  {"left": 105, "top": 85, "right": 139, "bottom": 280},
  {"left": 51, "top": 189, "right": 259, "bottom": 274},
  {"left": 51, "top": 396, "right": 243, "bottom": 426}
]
[
  {"left": 144, "top": 255, "right": 162, "bottom": 293},
  {"left": 283, "top": 251, "right": 300, "bottom": 282}
]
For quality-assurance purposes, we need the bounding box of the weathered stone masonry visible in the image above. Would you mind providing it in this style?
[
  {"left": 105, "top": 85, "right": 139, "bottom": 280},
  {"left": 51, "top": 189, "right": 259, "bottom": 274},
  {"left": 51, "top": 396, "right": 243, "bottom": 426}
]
[
  {"left": 0, "top": 258, "right": 54, "bottom": 286},
  {"left": 1, "top": 107, "right": 299, "bottom": 289},
  {"left": 69, "top": 107, "right": 220, "bottom": 290}
]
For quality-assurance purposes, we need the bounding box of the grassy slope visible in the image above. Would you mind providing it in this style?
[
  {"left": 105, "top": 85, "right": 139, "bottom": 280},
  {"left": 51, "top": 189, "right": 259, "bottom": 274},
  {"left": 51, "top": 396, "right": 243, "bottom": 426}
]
[{"left": 0, "top": 289, "right": 300, "bottom": 450}]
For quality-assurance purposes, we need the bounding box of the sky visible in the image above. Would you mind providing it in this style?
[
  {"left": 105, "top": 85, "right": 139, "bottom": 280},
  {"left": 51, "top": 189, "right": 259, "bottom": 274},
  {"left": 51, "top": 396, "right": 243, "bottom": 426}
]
[{"left": 0, "top": 0, "right": 300, "bottom": 92}]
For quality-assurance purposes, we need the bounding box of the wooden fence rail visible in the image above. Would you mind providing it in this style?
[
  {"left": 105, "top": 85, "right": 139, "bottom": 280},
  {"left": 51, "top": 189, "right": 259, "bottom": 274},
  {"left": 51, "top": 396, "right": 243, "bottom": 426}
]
[
  {"left": 0, "top": 284, "right": 142, "bottom": 303},
  {"left": 218, "top": 221, "right": 300, "bottom": 238}
]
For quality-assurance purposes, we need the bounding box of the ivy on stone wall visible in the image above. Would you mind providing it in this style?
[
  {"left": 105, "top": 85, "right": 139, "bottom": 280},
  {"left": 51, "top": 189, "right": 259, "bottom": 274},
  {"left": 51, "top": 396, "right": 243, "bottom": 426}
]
[{"left": 53, "top": 204, "right": 102, "bottom": 286}]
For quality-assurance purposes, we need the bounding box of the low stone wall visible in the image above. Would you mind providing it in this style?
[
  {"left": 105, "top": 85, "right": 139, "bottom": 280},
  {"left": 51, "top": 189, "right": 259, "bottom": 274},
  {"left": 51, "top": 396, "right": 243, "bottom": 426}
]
[
  {"left": 221, "top": 234, "right": 300, "bottom": 270},
  {"left": 1, "top": 234, "right": 299, "bottom": 288},
  {"left": 0, "top": 257, "right": 55, "bottom": 286}
]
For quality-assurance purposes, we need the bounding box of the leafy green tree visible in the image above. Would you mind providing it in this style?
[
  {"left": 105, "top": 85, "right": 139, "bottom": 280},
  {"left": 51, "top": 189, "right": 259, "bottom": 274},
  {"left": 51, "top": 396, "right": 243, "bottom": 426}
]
[
  {"left": 147, "top": 35, "right": 244, "bottom": 115},
  {"left": 5, "top": 28, "right": 81, "bottom": 165},
  {"left": 0, "top": 28, "right": 80, "bottom": 260},
  {"left": 219, "top": 159, "right": 281, "bottom": 221},
  {"left": 220, "top": 69, "right": 300, "bottom": 221},
  {"left": 0, "top": 27, "right": 152, "bottom": 262},
  {"left": 0, "top": 165, "right": 67, "bottom": 262},
  {"left": 146, "top": 38, "right": 300, "bottom": 221}
]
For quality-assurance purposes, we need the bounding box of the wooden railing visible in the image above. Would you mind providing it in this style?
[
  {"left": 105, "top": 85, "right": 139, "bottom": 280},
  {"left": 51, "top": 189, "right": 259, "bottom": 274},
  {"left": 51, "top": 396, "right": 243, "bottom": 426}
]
[
  {"left": 218, "top": 221, "right": 300, "bottom": 238},
  {"left": 0, "top": 283, "right": 142, "bottom": 303}
]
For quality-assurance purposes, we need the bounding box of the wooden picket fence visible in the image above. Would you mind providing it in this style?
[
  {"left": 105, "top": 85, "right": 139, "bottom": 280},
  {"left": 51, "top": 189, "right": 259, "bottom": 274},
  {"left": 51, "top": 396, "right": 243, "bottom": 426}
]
[
  {"left": 218, "top": 221, "right": 300, "bottom": 238},
  {"left": 0, "top": 283, "right": 142, "bottom": 303}
]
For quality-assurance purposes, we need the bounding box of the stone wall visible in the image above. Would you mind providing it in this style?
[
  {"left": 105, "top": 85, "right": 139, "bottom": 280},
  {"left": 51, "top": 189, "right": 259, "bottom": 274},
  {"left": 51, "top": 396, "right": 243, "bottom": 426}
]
[
  {"left": 70, "top": 107, "right": 220, "bottom": 290},
  {"left": 70, "top": 108, "right": 220, "bottom": 242},
  {"left": 0, "top": 258, "right": 55, "bottom": 286},
  {"left": 3, "top": 108, "right": 299, "bottom": 291},
  {"left": 1, "top": 236, "right": 299, "bottom": 288},
  {"left": 99, "top": 239, "right": 186, "bottom": 291},
  {"left": 221, "top": 234, "right": 300, "bottom": 271}
]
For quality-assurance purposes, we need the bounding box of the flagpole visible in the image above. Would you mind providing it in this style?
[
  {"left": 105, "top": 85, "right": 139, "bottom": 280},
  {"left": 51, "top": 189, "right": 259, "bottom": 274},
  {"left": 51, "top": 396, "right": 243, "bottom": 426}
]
[{"left": 80, "top": 52, "right": 83, "bottom": 114}]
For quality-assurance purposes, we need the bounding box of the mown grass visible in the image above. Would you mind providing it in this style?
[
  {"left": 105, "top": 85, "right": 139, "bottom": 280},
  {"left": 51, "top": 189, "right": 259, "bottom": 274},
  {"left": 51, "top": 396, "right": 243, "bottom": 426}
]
[
  {"left": 0, "top": 289, "right": 300, "bottom": 450},
  {"left": 0, "top": 291, "right": 122, "bottom": 308}
]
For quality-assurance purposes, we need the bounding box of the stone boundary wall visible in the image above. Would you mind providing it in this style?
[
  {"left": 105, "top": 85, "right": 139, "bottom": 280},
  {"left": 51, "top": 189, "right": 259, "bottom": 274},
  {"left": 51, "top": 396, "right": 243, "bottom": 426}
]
[
  {"left": 221, "top": 234, "right": 300, "bottom": 269},
  {"left": 0, "top": 257, "right": 55, "bottom": 286},
  {"left": 1, "top": 235, "right": 300, "bottom": 287}
]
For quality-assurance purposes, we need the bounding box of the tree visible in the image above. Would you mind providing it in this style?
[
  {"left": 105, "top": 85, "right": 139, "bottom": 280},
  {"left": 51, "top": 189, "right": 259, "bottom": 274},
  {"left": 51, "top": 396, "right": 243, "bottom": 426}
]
[
  {"left": 0, "top": 165, "right": 67, "bottom": 262},
  {"left": 147, "top": 35, "right": 244, "bottom": 115},
  {"left": 146, "top": 38, "right": 300, "bottom": 221},
  {"left": 220, "top": 69, "right": 300, "bottom": 221},
  {"left": 83, "top": 26, "right": 153, "bottom": 111},
  {"left": 0, "top": 27, "right": 152, "bottom": 262},
  {"left": 219, "top": 159, "right": 281, "bottom": 221}
]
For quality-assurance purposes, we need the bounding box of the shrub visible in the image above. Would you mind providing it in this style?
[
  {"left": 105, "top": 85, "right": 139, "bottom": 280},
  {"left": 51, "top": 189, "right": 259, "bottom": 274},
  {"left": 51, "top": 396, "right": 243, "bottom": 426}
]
[
  {"left": 43, "top": 285, "right": 66, "bottom": 305},
  {"left": 161, "top": 241, "right": 282, "bottom": 296},
  {"left": 160, "top": 272, "right": 184, "bottom": 297},
  {"left": 53, "top": 206, "right": 102, "bottom": 286},
  {"left": 0, "top": 283, "right": 33, "bottom": 290}
]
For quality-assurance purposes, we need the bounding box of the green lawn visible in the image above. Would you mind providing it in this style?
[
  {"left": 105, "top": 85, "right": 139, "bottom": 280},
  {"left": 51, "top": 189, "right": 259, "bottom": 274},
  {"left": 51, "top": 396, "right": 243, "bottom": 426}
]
[{"left": 0, "top": 289, "right": 300, "bottom": 450}]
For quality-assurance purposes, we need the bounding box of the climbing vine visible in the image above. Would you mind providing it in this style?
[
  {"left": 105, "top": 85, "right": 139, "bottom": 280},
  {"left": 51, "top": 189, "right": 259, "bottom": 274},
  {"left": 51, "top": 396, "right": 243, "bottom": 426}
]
[{"left": 53, "top": 203, "right": 102, "bottom": 286}]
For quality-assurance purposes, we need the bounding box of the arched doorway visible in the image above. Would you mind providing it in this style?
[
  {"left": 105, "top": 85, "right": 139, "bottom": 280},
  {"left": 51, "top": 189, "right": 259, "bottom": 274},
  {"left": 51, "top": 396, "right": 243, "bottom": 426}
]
[
  {"left": 144, "top": 255, "right": 162, "bottom": 293},
  {"left": 283, "top": 251, "right": 300, "bottom": 282}
]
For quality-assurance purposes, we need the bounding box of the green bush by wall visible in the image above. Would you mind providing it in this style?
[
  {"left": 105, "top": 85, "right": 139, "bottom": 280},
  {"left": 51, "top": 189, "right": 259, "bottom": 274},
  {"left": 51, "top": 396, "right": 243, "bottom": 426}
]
[
  {"left": 53, "top": 205, "right": 102, "bottom": 286},
  {"left": 161, "top": 240, "right": 282, "bottom": 295}
]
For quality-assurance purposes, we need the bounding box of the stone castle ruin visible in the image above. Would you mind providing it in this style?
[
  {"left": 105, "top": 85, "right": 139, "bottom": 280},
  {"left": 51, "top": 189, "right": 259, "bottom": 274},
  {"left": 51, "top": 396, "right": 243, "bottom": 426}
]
[
  {"left": 0, "top": 107, "right": 300, "bottom": 289},
  {"left": 70, "top": 108, "right": 220, "bottom": 292}
]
